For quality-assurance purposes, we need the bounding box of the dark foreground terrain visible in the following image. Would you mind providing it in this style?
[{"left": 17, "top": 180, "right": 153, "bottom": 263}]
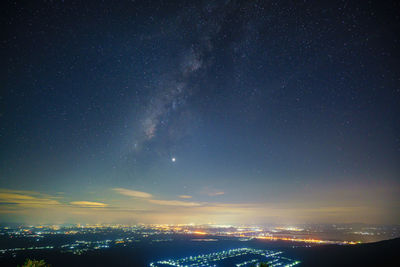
[
  {"left": 290, "top": 238, "right": 398, "bottom": 266},
  {"left": 0, "top": 237, "right": 397, "bottom": 266}
]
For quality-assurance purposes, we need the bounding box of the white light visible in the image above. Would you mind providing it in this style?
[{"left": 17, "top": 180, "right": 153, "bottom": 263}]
[{"left": 171, "top": 157, "right": 176, "bottom": 162}]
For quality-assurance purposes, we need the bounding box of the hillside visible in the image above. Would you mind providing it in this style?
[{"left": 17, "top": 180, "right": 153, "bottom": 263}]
[{"left": 289, "top": 238, "right": 399, "bottom": 266}]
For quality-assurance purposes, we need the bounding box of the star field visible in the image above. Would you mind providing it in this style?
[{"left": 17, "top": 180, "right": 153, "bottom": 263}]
[{"left": 1, "top": 0, "right": 399, "bottom": 224}]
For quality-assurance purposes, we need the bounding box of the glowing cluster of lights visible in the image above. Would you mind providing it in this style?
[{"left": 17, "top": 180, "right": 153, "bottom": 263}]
[
  {"left": 149, "top": 248, "right": 300, "bottom": 267},
  {"left": 0, "top": 246, "right": 54, "bottom": 253}
]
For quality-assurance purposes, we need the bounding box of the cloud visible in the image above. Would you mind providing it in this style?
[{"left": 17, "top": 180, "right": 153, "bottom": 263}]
[
  {"left": 148, "top": 199, "right": 202, "bottom": 207},
  {"left": 200, "top": 187, "right": 225, "bottom": 197},
  {"left": 70, "top": 201, "right": 108, "bottom": 208},
  {"left": 0, "top": 191, "right": 61, "bottom": 207},
  {"left": 178, "top": 195, "right": 192, "bottom": 199},
  {"left": 113, "top": 188, "right": 153, "bottom": 198},
  {"left": 0, "top": 188, "right": 42, "bottom": 196},
  {"left": 208, "top": 191, "right": 225, "bottom": 196},
  {"left": 0, "top": 189, "right": 110, "bottom": 210},
  {"left": 113, "top": 188, "right": 201, "bottom": 207}
]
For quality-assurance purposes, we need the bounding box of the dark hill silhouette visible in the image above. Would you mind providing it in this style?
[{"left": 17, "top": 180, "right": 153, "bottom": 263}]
[
  {"left": 288, "top": 238, "right": 399, "bottom": 266},
  {"left": 1, "top": 237, "right": 398, "bottom": 266}
]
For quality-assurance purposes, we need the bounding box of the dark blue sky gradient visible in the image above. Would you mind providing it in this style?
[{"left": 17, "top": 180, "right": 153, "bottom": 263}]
[{"left": 1, "top": 0, "right": 399, "bottom": 224}]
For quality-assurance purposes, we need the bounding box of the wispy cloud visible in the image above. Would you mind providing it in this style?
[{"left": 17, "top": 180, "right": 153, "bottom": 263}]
[
  {"left": 70, "top": 201, "right": 108, "bottom": 208},
  {"left": 0, "top": 188, "right": 387, "bottom": 225},
  {"left": 113, "top": 188, "right": 201, "bottom": 207},
  {"left": 0, "top": 190, "right": 60, "bottom": 207},
  {"left": 200, "top": 187, "right": 225, "bottom": 197},
  {"left": 113, "top": 188, "right": 152, "bottom": 198},
  {"left": 0, "top": 189, "right": 109, "bottom": 210},
  {"left": 208, "top": 191, "right": 224, "bottom": 196},
  {"left": 148, "top": 199, "right": 202, "bottom": 207},
  {"left": 178, "top": 195, "right": 192, "bottom": 199}
]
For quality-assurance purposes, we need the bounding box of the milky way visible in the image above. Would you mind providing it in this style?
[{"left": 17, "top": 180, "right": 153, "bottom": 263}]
[{"left": 134, "top": 1, "right": 264, "bottom": 154}]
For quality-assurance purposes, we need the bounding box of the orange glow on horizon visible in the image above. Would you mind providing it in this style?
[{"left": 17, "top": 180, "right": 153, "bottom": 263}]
[
  {"left": 192, "top": 231, "right": 207, "bottom": 235},
  {"left": 256, "top": 236, "right": 360, "bottom": 245}
]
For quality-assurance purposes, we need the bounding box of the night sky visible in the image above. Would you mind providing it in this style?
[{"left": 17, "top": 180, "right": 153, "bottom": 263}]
[{"left": 1, "top": 0, "right": 399, "bottom": 225}]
